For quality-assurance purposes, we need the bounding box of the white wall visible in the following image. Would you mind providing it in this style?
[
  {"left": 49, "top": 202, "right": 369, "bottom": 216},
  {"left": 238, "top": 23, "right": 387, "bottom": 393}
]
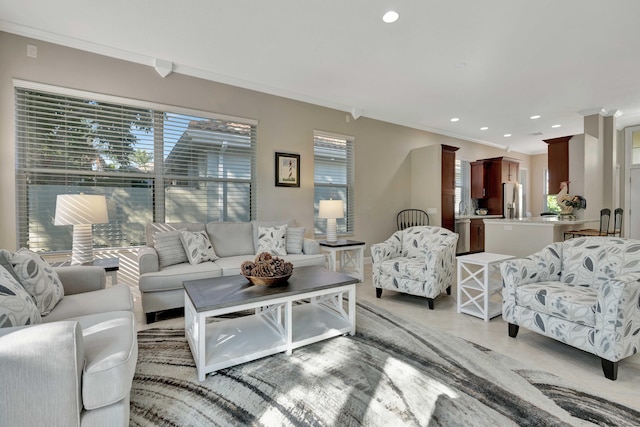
[{"left": 0, "top": 31, "right": 535, "bottom": 254}]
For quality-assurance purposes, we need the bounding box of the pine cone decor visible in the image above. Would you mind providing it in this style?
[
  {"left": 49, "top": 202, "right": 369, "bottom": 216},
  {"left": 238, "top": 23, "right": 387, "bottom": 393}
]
[{"left": 241, "top": 252, "right": 293, "bottom": 286}]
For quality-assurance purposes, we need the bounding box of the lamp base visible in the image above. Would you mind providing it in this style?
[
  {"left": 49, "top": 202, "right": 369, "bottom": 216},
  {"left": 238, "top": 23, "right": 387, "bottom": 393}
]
[
  {"left": 71, "top": 224, "right": 94, "bottom": 265},
  {"left": 326, "top": 218, "right": 338, "bottom": 243}
]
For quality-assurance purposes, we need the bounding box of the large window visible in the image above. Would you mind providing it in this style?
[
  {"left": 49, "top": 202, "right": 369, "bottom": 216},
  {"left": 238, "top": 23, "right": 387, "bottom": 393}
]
[
  {"left": 455, "top": 159, "right": 471, "bottom": 215},
  {"left": 15, "top": 82, "right": 256, "bottom": 252},
  {"left": 313, "top": 131, "right": 354, "bottom": 236}
]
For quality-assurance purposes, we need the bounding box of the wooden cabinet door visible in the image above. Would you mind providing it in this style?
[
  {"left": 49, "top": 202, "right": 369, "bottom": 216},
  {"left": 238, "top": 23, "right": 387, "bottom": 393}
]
[
  {"left": 544, "top": 136, "right": 571, "bottom": 195},
  {"left": 469, "top": 219, "right": 485, "bottom": 252},
  {"left": 441, "top": 145, "right": 458, "bottom": 232},
  {"left": 471, "top": 161, "right": 486, "bottom": 198}
]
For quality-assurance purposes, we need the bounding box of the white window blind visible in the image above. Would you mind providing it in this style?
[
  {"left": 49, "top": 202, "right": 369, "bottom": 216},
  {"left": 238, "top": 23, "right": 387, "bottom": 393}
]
[
  {"left": 313, "top": 131, "right": 354, "bottom": 236},
  {"left": 15, "top": 84, "right": 256, "bottom": 252},
  {"left": 455, "top": 159, "right": 471, "bottom": 215}
]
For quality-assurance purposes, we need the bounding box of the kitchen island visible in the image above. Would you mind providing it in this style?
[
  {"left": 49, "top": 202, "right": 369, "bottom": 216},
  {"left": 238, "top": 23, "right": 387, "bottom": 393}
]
[{"left": 483, "top": 216, "right": 597, "bottom": 258}]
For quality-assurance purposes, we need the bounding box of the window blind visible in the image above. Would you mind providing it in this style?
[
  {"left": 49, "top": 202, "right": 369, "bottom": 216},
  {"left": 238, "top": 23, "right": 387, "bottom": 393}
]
[
  {"left": 15, "top": 84, "right": 256, "bottom": 252},
  {"left": 455, "top": 159, "right": 471, "bottom": 215},
  {"left": 313, "top": 131, "right": 354, "bottom": 236}
]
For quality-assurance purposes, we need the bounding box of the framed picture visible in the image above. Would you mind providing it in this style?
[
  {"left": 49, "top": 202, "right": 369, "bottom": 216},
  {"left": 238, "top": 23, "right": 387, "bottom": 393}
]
[{"left": 275, "top": 152, "right": 300, "bottom": 187}]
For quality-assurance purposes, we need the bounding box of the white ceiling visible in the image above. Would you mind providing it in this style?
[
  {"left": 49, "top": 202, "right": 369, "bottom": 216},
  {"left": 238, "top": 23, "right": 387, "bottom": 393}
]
[{"left": 2, "top": 0, "right": 640, "bottom": 155}]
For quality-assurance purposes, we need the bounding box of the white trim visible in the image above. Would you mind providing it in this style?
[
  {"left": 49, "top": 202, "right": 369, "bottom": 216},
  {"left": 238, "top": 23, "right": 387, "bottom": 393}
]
[
  {"left": 624, "top": 125, "right": 640, "bottom": 238},
  {"left": 12, "top": 79, "right": 259, "bottom": 126}
]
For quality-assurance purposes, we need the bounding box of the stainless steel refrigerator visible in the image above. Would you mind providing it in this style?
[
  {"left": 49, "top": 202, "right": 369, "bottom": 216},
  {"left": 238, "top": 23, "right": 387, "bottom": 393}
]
[{"left": 503, "top": 182, "right": 523, "bottom": 219}]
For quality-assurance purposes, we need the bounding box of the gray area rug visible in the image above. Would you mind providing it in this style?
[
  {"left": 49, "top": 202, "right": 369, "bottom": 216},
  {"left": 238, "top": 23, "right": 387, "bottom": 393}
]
[{"left": 130, "top": 301, "right": 640, "bottom": 426}]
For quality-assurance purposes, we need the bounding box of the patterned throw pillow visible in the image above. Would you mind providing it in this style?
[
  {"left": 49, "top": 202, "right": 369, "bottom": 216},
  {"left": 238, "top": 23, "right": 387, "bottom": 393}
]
[
  {"left": 0, "top": 249, "right": 64, "bottom": 316},
  {"left": 257, "top": 225, "right": 288, "bottom": 256},
  {"left": 179, "top": 230, "right": 219, "bottom": 265},
  {"left": 154, "top": 230, "right": 189, "bottom": 268},
  {"left": 0, "top": 264, "right": 41, "bottom": 328},
  {"left": 286, "top": 227, "right": 306, "bottom": 254}
]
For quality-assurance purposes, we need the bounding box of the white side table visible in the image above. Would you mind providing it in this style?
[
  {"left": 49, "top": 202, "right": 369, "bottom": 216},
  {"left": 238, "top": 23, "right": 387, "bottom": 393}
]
[
  {"left": 319, "top": 240, "right": 365, "bottom": 282},
  {"left": 457, "top": 252, "right": 514, "bottom": 321}
]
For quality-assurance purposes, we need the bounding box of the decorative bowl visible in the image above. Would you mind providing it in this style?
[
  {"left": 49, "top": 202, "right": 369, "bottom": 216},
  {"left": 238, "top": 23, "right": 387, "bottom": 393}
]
[
  {"left": 242, "top": 273, "right": 292, "bottom": 287},
  {"left": 475, "top": 208, "right": 489, "bottom": 215}
]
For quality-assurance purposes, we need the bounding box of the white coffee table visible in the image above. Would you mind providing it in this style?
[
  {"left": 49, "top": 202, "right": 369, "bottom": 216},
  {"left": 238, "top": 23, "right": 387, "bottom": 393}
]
[
  {"left": 183, "top": 266, "right": 358, "bottom": 381},
  {"left": 456, "top": 252, "right": 514, "bottom": 321}
]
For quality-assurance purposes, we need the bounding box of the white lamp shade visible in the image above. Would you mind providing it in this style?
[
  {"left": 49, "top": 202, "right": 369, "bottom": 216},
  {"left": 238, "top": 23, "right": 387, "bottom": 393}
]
[
  {"left": 55, "top": 194, "right": 109, "bottom": 225},
  {"left": 318, "top": 200, "right": 344, "bottom": 219}
]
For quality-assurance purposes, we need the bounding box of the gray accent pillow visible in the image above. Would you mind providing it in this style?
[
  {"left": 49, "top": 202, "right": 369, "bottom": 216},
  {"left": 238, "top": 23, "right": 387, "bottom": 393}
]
[
  {"left": 154, "top": 230, "right": 188, "bottom": 268},
  {"left": 206, "top": 222, "right": 255, "bottom": 257},
  {"left": 0, "top": 264, "right": 41, "bottom": 327},
  {"left": 0, "top": 249, "right": 64, "bottom": 316},
  {"left": 257, "top": 225, "right": 288, "bottom": 256},
  {"left": 251, "top": 219, "right": 294, "bottom": 253},
  {"left": 179, "top": 230, "right": 219, "bottom": 265},
  {"left": 286, "top": 227, "right": 306, "bottom": 254}
]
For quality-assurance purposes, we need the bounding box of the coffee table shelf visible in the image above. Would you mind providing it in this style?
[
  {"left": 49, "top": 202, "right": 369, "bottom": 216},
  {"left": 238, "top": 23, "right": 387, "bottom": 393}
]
[{"left": 184, "top": 266, "right": 357, "bottom": 381}]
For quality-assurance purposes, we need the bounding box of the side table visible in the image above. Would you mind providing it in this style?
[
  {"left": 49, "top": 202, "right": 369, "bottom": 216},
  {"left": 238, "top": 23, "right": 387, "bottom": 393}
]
[
  {"left": 52, "top": 257, "right": 120, "bottom": 285},
  {"left": 456, "top": 252, "right": 514, "bottom": 321},
  {"left": 318, "top": 240, "right": 365, "bottom": 282}
]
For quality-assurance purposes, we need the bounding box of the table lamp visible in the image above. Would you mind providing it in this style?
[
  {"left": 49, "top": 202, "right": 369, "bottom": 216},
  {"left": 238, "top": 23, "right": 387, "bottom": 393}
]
[
  {"left": 319, "top": 199, "right": 344, "bottom": 243},
  {"left": 54, "top": 194, "right": 109, "bottom": 265}
]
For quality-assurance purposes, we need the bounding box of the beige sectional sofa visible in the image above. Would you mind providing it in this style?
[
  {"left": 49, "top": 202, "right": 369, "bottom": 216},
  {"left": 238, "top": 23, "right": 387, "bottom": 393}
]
[
  {"left": 138, "top": 220, "right": 326, "bottom": 323},
  {"left": 0, "top": 258, "right": 137, "bottom": 427}
]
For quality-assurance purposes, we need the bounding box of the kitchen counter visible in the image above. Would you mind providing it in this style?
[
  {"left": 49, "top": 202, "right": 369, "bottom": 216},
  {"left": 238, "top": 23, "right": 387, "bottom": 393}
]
[
  {"left": 483, "top": 216, "right": 598, "bottom": 258},
  {"left": 455, "top": 214, "right": 503, "bottom": 220}
]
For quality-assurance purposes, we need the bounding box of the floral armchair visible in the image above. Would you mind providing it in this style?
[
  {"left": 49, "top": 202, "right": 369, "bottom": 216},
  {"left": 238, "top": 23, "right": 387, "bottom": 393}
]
[
  {"left": 370, "top": 226, "right": 458, "bottom": 309},
  {"left": 500, "top": 237, "right": 640, "bottom": 380}
]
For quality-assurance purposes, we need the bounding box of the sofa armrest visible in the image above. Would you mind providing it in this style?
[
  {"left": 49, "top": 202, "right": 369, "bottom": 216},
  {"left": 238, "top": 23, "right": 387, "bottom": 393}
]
[
  {"left": 594, "top": 272, "right": 640, "bottom": 361},
  {"left": 0, "top": 321, "right": 83, "bottom": 426},
  {"left": 54, "top": 266, "right": 106, "bottom": 295},
  {"left": 302, "top": 238, "right": 320, "bottom": 255},
  {"left": 370, "top": 232, "right": 402, "bottom": 264},
  {"left": 138, "top": 246, "right": 159, "bottom": 275}
]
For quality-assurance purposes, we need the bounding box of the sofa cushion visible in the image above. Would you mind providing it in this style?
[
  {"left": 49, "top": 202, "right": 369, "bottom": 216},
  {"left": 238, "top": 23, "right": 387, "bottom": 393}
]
[
  {"left": 256, "top": 225, "right": 288, "bottom": 256},
  {"left": 214, "top": 255, "right": 257, "bottom": 276},
  {"left": 138, "top": 262, "right": 223, "bottom": 292},
  {"left": 69, "top": 311, "right": 137, "bottom": 410},
  {"left": 179, "top": 230, "right": 219, "bottom": 264},
  {"left": 286, "top": 227, "right": 305, "bottom": 254},
  {"left": 154, "top": 230, "right": 189, "bottom": 268},
  {"left": 206, "top": 222, "right": 254, "bottom": 257},
  {"left": 214, "top": 253, "right": 326, "bottom": 276},
  {"left": 42, "top": 284, "right": 133, "bottom": 323},
  {"left": 515, "top": 281, "right": 597, "bottom": 327},
  {"left": 251, "top": 219, "right": 295, "bottom": 253},
  {"left": 0, "top": 265, "right": 41, "bottom": 327},
  {"left": 0, "top": 249, "right": 64, "bottom": 316},
  {"left": 145, "top": 222, "right": 205, "bottom": 247}
]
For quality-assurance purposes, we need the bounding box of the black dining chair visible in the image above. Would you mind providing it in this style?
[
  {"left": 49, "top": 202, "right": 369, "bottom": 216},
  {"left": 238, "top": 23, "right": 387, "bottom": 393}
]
[
  {"left": 565, "top": 208, "right": 611, "bottom": 239},
  {"left": 609, "top": 208, "right": 623, "bottom": 236},
  {"left": 397, "top": 209, "right": 429, "bottom": 230}
]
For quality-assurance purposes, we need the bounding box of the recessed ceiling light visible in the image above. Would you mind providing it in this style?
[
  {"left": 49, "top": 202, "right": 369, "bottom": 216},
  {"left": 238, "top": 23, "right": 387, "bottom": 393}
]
[
  {"left": 504, "top": 133, "right": 512, "bottom": 137},
  {"left": 530, "top": 115, "right": 541, "bottom": 120},
  {"left": 552, "top": 124, "right": 562, "bottom": 128},
  {"left": 450, "top": 117, "right": 459, "bottom": 122},
  {"left": 480, "top": 127, "right": 488, "bottom": 131},
  {"left": 382, "top": 11, "right": 399, "bottom": 23}
]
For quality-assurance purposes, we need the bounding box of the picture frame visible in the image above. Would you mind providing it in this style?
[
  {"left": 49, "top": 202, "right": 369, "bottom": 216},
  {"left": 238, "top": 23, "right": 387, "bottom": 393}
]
[{"left": 275, "top": 152, "right": 300, "bottom": 187}]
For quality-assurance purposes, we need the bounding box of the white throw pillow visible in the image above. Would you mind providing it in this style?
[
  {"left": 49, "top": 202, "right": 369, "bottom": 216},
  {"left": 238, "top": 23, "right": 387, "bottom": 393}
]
[
  {"left": 179, "top": 230, "right": 219, "bottom": 265},
  {"left": 0, "top": 264, "right": 41, "bottom": 327},
  {"left": 154, "top": 230, "right": 189, "bottom": 268},
  {"left": 257, "top": 225, "right": 288, "bottom": 256},
  {"left": 286, "top": 227, "right": 305, "bottom": 254},
  {"left": 0, "top": 249, "right": 64, "bottom": 316}
]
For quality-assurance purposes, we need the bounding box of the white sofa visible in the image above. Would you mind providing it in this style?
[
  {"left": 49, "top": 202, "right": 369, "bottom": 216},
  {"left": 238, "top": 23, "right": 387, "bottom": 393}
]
[
  {"left": 501, "top": 236, "right": 640, "bottom": 380},
  {"left": 0, "top": 264, "right": 137, "bottom": 426},
  {"left": 138, "top": 220, "right": 326, "bottom": 323}
]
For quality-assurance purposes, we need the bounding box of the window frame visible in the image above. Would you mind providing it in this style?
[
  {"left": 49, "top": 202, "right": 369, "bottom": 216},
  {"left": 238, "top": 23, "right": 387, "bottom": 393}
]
[{"left": 14, "top": 80, "right": 257, "bottom": 252}]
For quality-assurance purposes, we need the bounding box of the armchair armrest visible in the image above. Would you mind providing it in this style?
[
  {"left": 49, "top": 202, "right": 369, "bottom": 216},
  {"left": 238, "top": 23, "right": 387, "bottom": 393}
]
[
  {"left": 594, "top": 272, "right": 640, "bottom": 361},
  {"left": 422, "top": 233, "right": 458, "bottom": 283},
  {"left": 54, "top": 266, "right": 106, "bottom": 295},
  {"left": 302, "top": 238, "right": 320, "bottom": 255},
  {"left": 138, "top": 246, "right": 159, "bottom": 275},
  {"left": 370, "top": 232, "right": 402, "bottom": 264},
  {"left": 0, "top": 321, "right": 83, "bottom": 426}
]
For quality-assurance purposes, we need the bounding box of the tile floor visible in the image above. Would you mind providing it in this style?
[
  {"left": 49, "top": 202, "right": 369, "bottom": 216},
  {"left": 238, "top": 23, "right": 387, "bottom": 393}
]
[{"left": 133, "top": 264, "right": 640, "bottom": 412}]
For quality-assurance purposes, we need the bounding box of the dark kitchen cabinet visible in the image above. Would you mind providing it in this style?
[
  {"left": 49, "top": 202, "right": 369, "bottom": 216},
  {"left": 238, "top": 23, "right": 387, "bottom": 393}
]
[
  {"left": 471, "top": 160, "right": 488, "bottom": 198},
  {"left": 544, "top": 135, "right": 572, "bottom": 195},
  {"left": 441, "top": 144, "right": 459, "bottom": 232},
  {"left": 470, "top": 218, "right": 485, "bottom": 253}
]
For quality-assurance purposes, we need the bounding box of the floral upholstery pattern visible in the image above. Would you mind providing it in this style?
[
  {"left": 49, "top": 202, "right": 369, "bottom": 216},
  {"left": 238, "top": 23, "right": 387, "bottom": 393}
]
[
  {"left": 501, "top": 236, "right": 640, "bottom": 370},
  {"left": 371, "top": 226, "right": 458, "bottom": 301}
]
